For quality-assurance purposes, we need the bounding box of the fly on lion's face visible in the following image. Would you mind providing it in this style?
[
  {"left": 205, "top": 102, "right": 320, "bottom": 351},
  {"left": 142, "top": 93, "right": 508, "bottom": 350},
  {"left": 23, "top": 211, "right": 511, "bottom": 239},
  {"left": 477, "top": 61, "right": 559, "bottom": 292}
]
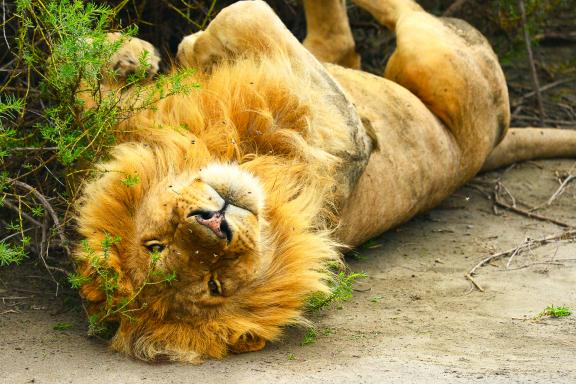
[{"left": 132, "top": 163, "right": 268, "bottom": 307}]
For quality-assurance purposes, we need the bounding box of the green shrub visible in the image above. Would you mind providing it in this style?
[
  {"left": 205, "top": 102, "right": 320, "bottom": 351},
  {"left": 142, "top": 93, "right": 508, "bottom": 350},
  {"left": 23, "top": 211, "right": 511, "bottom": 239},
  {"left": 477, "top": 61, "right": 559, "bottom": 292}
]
[{"left": 0, "top": 0, "right": 197, "bottom": 268}]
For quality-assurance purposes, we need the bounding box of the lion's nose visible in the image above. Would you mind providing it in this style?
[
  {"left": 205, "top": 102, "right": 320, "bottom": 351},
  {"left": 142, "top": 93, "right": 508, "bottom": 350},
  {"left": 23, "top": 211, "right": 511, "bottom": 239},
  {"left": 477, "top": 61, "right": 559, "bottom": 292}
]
[{"left": 190, "top": 210, "right": 232, "bottom": 242}]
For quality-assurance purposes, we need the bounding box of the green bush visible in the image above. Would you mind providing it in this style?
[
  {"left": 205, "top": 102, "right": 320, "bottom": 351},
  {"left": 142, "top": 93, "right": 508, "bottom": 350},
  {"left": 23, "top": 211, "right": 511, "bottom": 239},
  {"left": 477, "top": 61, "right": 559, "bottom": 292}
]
[{"left": 0, "top": 0, "right": 198, "bottom": 269}]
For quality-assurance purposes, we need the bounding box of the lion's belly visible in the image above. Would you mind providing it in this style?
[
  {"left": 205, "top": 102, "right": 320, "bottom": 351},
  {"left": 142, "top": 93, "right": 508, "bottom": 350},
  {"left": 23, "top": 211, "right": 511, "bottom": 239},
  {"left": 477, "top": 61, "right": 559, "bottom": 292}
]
[{"left": 326, "top": 65, "right": 464, "bottom": 246}]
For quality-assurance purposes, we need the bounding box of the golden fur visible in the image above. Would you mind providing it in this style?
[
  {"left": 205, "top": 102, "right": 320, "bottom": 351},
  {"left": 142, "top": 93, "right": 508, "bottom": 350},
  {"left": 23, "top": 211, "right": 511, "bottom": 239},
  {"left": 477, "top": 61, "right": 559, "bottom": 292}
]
[
  {"left": 76, "top": 54, "right": 353, "bottom": 361},
  {"left": 73, "top": 0, "right": 576, "bottom": 363}
]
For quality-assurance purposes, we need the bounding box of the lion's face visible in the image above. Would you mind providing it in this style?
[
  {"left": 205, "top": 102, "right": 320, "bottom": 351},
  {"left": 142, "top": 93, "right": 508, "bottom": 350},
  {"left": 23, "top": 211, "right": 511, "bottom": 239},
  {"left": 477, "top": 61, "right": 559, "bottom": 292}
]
[{"left": 130, "top": 163, "right": 267, "bottom": 310}]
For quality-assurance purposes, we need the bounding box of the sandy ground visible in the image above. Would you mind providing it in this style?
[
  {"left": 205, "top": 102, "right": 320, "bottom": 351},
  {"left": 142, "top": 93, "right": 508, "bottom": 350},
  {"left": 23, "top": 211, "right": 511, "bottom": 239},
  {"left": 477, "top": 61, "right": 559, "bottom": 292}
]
[{"left": 1, "top": 159, "right": 575, "bottom": 383}]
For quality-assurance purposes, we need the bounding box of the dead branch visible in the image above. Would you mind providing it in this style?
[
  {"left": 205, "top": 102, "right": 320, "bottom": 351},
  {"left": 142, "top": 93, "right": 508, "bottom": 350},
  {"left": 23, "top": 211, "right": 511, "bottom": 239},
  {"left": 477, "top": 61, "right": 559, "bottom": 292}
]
[
  {"left": 546, "top": 174, "right": 575, "bottom": 207},
  {"left": 505, "top": 261, "right": 565, "bottom": 271},
  {"left": 518, "top": 0, "right": 545, "bottom": 125},
  {"left": 469, "top": 229, "right": 576, "bottom": 276},
  {"left": 2, "top": 199, "right": 43, "bottom": 228},
  {"left": 505, "top": 237, "right": 527, "bottom": 269},
  {"left": 464, "top": 273, "right": 484, "bottom": 292},
  {"left": 494, "top": 197, "right": 572, "bottom": 228},
  {"left": 7, "top": 178, "right": 71, "bottom": 258},
  {"left": 487, "top": 181, "right": 571, "bottom": 227},
  {"left": 496, "top": 182, "right": 517, "bottom": 207}
]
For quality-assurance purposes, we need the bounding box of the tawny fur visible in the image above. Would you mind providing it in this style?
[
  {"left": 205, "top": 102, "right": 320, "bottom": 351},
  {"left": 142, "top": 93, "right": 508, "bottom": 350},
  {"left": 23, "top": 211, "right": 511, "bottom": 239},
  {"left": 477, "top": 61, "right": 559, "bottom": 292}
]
[
  {"left": 74, "top": 0, "right": 576, "bottom": 363},
  {"left": 76, "top": 54, "right": 352, "bottom": 361}
]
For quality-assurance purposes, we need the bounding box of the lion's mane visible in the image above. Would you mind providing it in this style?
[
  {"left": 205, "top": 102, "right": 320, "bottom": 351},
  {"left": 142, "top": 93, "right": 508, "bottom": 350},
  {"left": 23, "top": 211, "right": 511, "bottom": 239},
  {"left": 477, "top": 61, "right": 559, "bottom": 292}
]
[{"left": 74, "top": 54, "right": 352, "bottom": 362}]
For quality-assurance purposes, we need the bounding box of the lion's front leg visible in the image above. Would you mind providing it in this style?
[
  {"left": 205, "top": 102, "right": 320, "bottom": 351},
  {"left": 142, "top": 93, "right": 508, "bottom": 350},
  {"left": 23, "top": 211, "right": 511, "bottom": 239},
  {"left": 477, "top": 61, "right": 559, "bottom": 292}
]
[
  {"left": 102, "top": 33, "right": 161, "bottom": 84},
  {"left": 177, "top": 1, "right": 307, "bottom": 69},
  {"left": 177, "top": 1, "right": 373, "bottom": 207}
]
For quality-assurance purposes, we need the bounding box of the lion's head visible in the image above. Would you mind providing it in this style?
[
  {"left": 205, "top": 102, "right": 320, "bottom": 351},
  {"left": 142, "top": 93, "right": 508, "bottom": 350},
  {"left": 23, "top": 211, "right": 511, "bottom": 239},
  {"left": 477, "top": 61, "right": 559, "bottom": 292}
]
[
  {"left": 72, "top": 53, "right": 358, "bottom": 362},
  {"left": 74, "top": 126, "right": 341, "bottom": 362}
]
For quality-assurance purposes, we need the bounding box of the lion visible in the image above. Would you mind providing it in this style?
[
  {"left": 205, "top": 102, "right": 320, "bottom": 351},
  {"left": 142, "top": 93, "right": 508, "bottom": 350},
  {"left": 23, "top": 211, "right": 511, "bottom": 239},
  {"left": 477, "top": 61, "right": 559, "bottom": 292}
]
[{"left": 73, "top": 0, "right": 576, "bottom": 363}]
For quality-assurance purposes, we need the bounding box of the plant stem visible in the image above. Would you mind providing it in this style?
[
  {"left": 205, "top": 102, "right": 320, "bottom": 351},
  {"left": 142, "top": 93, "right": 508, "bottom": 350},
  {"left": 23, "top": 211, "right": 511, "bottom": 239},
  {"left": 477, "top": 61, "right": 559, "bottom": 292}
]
[{"left": 518, "top": 0, "right": 545, "bottom": 126}]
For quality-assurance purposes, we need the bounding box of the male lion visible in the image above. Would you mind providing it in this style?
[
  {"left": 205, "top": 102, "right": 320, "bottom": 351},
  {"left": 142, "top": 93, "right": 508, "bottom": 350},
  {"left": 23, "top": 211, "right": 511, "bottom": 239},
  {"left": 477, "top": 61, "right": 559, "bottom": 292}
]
[{"left": 74, "top": 0, "right": 576, "bottom": 362}]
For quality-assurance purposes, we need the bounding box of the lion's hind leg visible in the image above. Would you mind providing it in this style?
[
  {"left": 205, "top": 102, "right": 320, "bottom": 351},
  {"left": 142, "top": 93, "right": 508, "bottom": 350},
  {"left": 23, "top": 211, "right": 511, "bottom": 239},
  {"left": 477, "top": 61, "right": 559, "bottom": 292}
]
[
  {"left": 355, "top": 0, "right": 509, "bottom": 180},
  {"left": 302, "top": 0, "right": 361, "bottom": 69},
  {"left": 175, "top": 1, "right": 305, "bottom": 70}
]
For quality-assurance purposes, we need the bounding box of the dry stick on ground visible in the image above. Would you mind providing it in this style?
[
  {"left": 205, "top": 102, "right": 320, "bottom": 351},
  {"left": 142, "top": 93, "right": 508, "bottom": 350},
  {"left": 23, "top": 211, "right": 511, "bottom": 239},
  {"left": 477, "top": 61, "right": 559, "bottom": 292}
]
[
  {"left": 464, "top": 273, "right": 485, "bottom": 292},
  {"left": 505, "top": 237, "right": 528, "bottom": 269},
  {"left": 546, "top": 175, "right": 576, "bottom": 206},
  {"left": 518, "top": 0, "right": 545, "bottom": 125},
  {"left": 528, "top": 164, "right": 575, "bottom": 211},
  {"left": 487, "top": 181, "right": 572, "bottom": 228},
  {"left": 496, "top": 182, "right": 517, "bottom": 208},
  {"left": 468, "top": 229, "right": 576, "bottom": 279},
  {"left": 494, "top": 196, "right": 572, "bottom": 228},
  {"left": 7, "top": 178, "right": 71, "bottom": 258}
]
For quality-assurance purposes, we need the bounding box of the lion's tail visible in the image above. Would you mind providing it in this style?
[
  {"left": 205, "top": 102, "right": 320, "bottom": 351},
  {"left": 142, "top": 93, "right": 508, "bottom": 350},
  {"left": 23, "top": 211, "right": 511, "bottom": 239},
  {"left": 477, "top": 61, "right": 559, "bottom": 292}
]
[
  {"left": 482, "top": 128, "right": 576, "bottom": 171},
  {"left": 353, "top": 0, "right": 423, "bottom": 30}
]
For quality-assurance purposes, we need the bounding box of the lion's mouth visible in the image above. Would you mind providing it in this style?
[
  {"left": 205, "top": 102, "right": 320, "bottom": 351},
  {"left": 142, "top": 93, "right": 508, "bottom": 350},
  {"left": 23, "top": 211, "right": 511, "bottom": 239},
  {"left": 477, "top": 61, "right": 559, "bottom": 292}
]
[{"left": 189, "top": 208, "right": 233, "bottom": 243}]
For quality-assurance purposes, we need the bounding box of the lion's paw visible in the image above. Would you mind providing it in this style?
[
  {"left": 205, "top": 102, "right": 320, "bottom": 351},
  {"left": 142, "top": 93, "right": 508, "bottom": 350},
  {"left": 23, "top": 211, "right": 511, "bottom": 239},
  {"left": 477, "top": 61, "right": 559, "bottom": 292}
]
[
  {"left": 229, "top": 333, "right": 266, "bottom": 354},
  {"left": 176, "top": 30, "right": 226, "bottom": 71},
  {"left": 105, "top": 32, "right": 161, "bottom": 82}
]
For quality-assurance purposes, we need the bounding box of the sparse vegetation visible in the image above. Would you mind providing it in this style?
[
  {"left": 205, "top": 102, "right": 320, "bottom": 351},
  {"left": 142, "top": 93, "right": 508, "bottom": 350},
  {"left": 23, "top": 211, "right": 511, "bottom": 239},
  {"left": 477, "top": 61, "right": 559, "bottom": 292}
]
[
  {"left": 307, "top": 271, "right": 367, "bottom": 312},
  {"left": 302, "top": 328, "right": 317, "bottom": 346},
  {"left": 0, "top": 0, "right": 198, "bottom": 272},
  {"left": 53, "top": 322, "right": 73, "bottom": 331},
  {"left": 535, "top": 305, "right": 572, "bottom": 320},
  {"left": 0, "top": 0, "right": 203, "bottom": 338},
  {"left": 78, "top": 235, "right": 177, "bottom": 335}
]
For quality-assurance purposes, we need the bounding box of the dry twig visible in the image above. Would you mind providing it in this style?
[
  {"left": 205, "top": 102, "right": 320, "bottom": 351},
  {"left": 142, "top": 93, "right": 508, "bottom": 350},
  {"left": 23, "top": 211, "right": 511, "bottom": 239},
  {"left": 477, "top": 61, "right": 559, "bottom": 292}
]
[
  {"left": 472, "top": 179, "right": 574, "bottom": 228},
  {"left": 7, "top": 178, "right": 70, "bottom": 258},
  {"left": 494, "top": 196, "right": 572, "bottom": 228},
  {"left": 545, "top": 175, "right": 575, "bottom": 207},
  {"left": 512, "top": 78, "right": 576, "bottom": 108},
  {"left": 2, "top": 199, "right": 43, "bottom": 228},
  {"left": 464, "top": 273, "right": 484, "bottom": 292},
  {"left": 469, "top": 229, "right": 576, "bottom": 277},
  {"left": 518, "top": 0, "right": 545, "bottom": 125}
]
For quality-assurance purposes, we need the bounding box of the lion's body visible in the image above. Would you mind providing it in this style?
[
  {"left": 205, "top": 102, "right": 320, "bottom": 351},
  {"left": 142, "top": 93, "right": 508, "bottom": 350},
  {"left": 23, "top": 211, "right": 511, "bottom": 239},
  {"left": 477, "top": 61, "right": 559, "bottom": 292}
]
[
  {"left": 330, "top": 11, "right": 511, "bottom": 244},
  {"left": 73, "top": 0, "right": 576, "bottom": 363}
]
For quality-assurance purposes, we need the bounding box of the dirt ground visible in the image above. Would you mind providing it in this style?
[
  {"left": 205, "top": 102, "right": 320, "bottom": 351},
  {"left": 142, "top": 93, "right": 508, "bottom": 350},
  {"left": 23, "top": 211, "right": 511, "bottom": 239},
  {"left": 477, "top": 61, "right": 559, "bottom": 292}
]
[{"left": 1, "top": 159, "right": 575, "bottom": 383}]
